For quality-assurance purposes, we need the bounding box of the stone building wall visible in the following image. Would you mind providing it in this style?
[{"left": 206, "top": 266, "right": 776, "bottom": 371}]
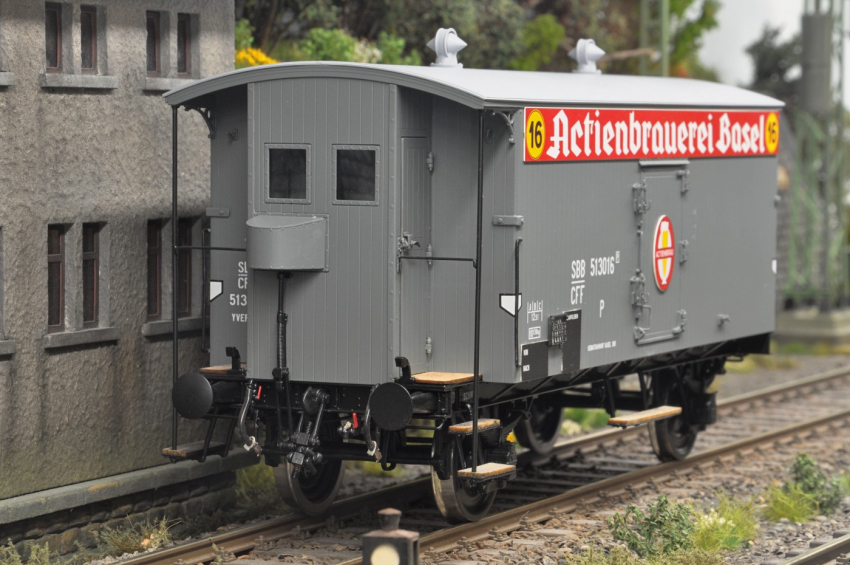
[{"left": 0, "top": 0, "right": 234, "bottom": 500}]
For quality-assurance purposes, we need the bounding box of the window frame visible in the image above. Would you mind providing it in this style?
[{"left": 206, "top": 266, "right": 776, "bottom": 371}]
[
  {"left": 47, "top": 225, "right": 66, "bottom": 333},
  {"left": 147, "top": 220, "right": 162, "bottom": 320},
  {"left": 176, "top": 218, "right": 193, "bottom": 318},
  {"left": 265, "top": 143, "right": 312, "bottom": 204},
  {"left": 80, "top": 5, "right": 97, "bottom": 74},
  {"left": 145, "top": 11, "right": 161, "bottom": 77},
  {"left": 45, "top": 3, "right": 62, "bottom": 73},
  {"left": 176, "top": 13, "right": 191, "bottom": 76},
  {"left": 332, "top": 145, "right": 381, "bottom": 206},
  {"left": 82, "top": 223, "right": 99, "bottom": 328}
]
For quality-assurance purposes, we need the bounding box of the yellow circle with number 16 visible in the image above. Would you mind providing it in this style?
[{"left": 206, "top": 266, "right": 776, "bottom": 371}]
[
  {"left": 526, "top": 109, "right": 545, "bottom": 160},
  {"left": 765, "top": 112, "right": 779, "bottom": 154}
]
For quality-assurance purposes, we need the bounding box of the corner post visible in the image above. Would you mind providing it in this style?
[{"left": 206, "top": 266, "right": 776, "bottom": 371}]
[
  {"left": 472, "top": 110, "right": 485, "bottom": 472},
  {"left": 171, "top": 105, "right": 179, "bottom": 452}
]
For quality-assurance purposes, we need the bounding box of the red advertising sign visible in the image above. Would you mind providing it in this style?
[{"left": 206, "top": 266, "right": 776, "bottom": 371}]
[
  {"left": 524, "top": 107, "right": 780, "bottom": 162},
  {"left": 653, "top": 215, "right": 675, "bottom": 292}
]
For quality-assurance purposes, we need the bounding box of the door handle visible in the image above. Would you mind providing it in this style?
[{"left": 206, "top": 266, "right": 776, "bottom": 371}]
[{"left": 397, "top": 232, "right": 421, "bottom": 273}]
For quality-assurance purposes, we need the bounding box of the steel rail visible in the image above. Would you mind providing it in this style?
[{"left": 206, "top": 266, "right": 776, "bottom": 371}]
[
  {"left": 123, "top": 365, "right": 850, "bottom": 565},
  {"left": 779, "top": 532, "right": 850, "bottom": 565},
  {"left": 339, "top": 406, "right": 850, "bottom": 565}
]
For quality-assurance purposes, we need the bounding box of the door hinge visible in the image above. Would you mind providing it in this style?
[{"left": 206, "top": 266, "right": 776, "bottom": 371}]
[
  {"left": 426, "top": 151, "right": 434, "bottom": 173},
  {"left": 630, "top": 270, "right": 650, "bottom": 321},
  {"left": 632, "top": 182, "right": 651, "bottom": 216},
  {"left": 679, "top": 239, "right": 689, "bottom": 264},
  {"left": 677, "top": 168, "right": 690, "bottom": 194},
  {"left": 425, "top": 336, "right": 433, "bottom": 356}
]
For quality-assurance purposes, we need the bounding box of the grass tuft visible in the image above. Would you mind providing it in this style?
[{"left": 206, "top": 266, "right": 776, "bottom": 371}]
[
  {"left": 94, "top": 517, "right": 177, "bottom": 557},
  {"left": 723, "top": 354, "right": 798, "bottom": 374},
  {"left": 563, "top": 408, "right": 611, "bottom": 431},
  {"left": 234, "top": 459, "right": 280, "bottom": 504},
  {"left": 0, "top": 541, "right": 23, "bottom": 565},
  {"left": 566, "top": 545, "right": 724, "bottom": 565},
  {"left": 691, "top": 493, "right": 758, "bottom": 551},
  {"left": 839, "top": 472, "right": 850, "bottom": 494},
  {"left": 0, "top": 540, "right": 56, "bottom": 565},
  {"left": 764, "top": 482, "right": 818, "bottom": 523}
]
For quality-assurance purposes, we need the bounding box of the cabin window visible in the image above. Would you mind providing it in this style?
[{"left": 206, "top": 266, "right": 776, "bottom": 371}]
[
  {"left": 45, "top": 3, "right": 62, "bottom": 71},
  {"left": 146, "top": 11, "right": 160, "bottom": 76},
  {"left": 82, "top": 223, "right": 100, "bottom": 326},
  {"left": 146, "top": 220, "right": 161, "bottom": 320},
  {"left": 266, "top": 144, "right": 310, "bottom": 203},
  {"left": 47, "top": 224, "right": 66, "bottom": 332},
  {"left": 176, "top": 13, "right": 190, "bottom": 75},
  {"left": 80, "top": 6, "right": 97, "bottom": 73},
  {"left": 177, "top": 218, "right": 192, "bottom": 318},
  {"left": 333, "top": 146, "right": 379, "bottom": 205}
]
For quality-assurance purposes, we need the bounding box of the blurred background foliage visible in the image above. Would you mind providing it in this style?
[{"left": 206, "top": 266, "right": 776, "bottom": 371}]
[{"left": 233, "top": 0, "right": 723, "bottom": 77}]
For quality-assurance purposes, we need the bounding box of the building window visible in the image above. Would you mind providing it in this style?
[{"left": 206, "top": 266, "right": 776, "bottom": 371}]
[
  {"left": 82, "top": 223, "right": 99, "bottom": 327},
  {"left": 177, "top": 218, "right": 192, "bottom": 317},
  {"left": 47, "top": 225, "right": 66, "bottom": 332},
  {"left": 267, "top": 145, "right": 310, "bottom": 203},
  {"left": 177, "top": 13, "right": 190, "bottom": 75},
  {"left": 334, "top": 147, "right": 379, "bottom": 204},
  {"left": 45, "top": 3, "right": 62, "bottom": 72},
  {"left": 80, "top": 6, "right": 97, "bottom": 73},
  {"left": 146, "top": 11, "right": 160, "bottom": 76},
  {"left": 147, "top": 221, "right": 161, "bottom": 320}
]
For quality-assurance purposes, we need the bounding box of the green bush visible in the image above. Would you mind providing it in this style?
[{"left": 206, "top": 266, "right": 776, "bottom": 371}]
[
  {"left": 566, "top": 545, "right": 723, "bottom": 565},
  {"left": 839, "top": 471, "right": 850, "bottom": 494},
  {"left": 789, "top": 454, "right": 843, "bottom": 515},
  {"left": 608, "top": 495, "right": 695, "bottom": 558},
  {"left": 691, "top": 493, "right": 758, "bottom": 551}
]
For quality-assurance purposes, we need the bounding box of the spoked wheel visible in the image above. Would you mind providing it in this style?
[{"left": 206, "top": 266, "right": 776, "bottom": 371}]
[
  {"left": 275, "top": 456, "right": 345, "bottom": 516},
  {"left": 648, "top": 372, "right": 698, "bottom": 462},
  {"left": 431, "top": 438, "right": 497, "bottom": 523},
  {"left": 274, "top": 421, "right": 345, "bottom": 516},
  {"left": 514, "top": 399, "right": 564, "bottom": 456}
]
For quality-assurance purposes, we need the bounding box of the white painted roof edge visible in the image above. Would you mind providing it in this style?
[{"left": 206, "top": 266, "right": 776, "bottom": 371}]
[{"left": 163, "top": 61, "right": 783, "bottom": 110}]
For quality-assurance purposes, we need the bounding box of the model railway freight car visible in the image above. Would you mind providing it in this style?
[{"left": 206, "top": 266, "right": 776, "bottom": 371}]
[{"left": 162, "top": 31, "right": 782, "bottom": 522}]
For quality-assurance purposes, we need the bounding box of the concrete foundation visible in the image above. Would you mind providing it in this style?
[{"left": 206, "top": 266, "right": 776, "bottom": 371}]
[{"left": 774, "top": 307, "right": 850, "bottom": 345}]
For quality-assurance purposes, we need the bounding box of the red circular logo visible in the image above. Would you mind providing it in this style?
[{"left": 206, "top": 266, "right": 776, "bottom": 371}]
[{"left": 653, "top": 215, "right": 675, "bottom": 292}]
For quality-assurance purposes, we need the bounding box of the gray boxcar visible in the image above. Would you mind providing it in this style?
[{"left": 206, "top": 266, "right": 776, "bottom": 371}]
[{"left": 163, "top": 34, "right": 781, "bottom": 522}]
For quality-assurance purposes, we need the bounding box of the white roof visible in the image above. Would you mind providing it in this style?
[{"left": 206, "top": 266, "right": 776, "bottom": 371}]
[{"left": 163, "top": 61, "right": 782, "bottom": 110}]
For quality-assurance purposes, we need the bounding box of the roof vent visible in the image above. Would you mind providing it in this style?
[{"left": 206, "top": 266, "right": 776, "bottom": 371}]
[
  {"left": 427, "top": 28, "right": 467, "bottom": 68},
  {"left": 569, "top": 39, "right": 605, "bottom": 74}
]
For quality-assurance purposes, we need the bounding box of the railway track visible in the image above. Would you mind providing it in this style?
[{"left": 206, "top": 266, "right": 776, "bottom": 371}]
[{"left": 122, "top": 366, "right": 850, "bottom": 565}]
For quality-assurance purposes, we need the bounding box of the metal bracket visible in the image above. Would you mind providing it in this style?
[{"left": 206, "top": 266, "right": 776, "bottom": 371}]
[
  {"left": 635, "top": 309, "right": 687, "bottom": 345},
  {"left": 183, "top": 100, "right": 216, "bottom": 139},
  {"left": 491, "top": 111, "right": 516, "bottom": 145},
  {"left": 492, "top": 215, "right": 524, "bottom": 227},
  {"left": 677, "top": 168, "right": 690, "bottom": 194},
  {"left": 630, "top": 270, "right": 649, "bottom": 321},
  {"left": 427, "top": 151, "right": 434, "bottom": 172},
  {"left": 632, "top": 181, "right": 651, "bottom": 217},
  {"left": 679, "top": 239, "right": 689, "bottom": 264}
]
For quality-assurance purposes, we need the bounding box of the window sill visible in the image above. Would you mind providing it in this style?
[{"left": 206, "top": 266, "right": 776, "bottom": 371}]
[
  {"left": 40, "top": 73, "right": 118, "bottom": 90},
  {"left": 142, "top": 316, "right": 203, "bottom": 338},
  {"left": 143, "top": 77, "right": 196, "bottom": 93},
  {"left": 0, "top": 339, "right": 16, "bottom": 356},
  {"left": 0, "top": 72, "right": 14, "bottom": 87},
  {"left": 43, "top": 327, "right": 120, "bottom": 350}
]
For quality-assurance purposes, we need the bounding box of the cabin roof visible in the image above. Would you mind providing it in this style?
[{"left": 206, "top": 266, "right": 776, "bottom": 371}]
[{"left": 163, "top": 61, "right": 783, "bottom": 110}]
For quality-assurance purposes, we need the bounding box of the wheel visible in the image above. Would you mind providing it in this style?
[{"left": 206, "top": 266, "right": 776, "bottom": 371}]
[
  {"left": 648, "top": 372, "right": 698, "bottom": 462},
  {"left": 274, "top": 456, "right": 345, "bottom": 516},
  {"left": 514, "top": 399, "right": 564, "bottom": 455},
  {"left": 431, "top": 438, "right": 497, "bottom": 523}
]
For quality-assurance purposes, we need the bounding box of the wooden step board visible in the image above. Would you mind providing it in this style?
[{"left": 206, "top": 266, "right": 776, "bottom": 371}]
[
  {"left": 449, "top": 418, "right": 501, "bottom": 435},
  {"left": 200, "top": 364, "right": 246, "bottom": 375},
  {"left": 162, "top": 441, "right": 227, "bottom": 461},
  {"left": 458, "top": 463, "right": 516, "bottom": 481},
  {"left": 607, "top": 405, "right": 682, "bottom": 428},
  {"left": 411, "top": 372, "right": 481, "bottom": 385}
]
